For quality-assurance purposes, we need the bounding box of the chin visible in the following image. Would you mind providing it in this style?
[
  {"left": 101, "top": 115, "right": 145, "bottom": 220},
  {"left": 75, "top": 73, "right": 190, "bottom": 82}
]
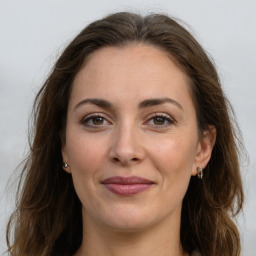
[
  {"left": 95, "top": 205, "right": 163, "bottom": 232},
  {"left": 104, "top": 218, "right": 153, "bottom": 233}
]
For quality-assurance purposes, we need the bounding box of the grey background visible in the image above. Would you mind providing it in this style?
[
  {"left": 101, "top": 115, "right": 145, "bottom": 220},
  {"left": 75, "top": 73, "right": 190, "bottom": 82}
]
[{"left": 0, "top": 0, "right": 255, "bottom": 255}]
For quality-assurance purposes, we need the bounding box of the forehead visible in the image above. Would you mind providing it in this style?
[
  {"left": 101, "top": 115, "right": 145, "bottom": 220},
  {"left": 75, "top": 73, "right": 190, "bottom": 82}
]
[
  {"left": 79, "top": 44, "right": 187, "bottom": 83},
  {"left": 70, "top": 44, "right": 194, "bottom": 111}
]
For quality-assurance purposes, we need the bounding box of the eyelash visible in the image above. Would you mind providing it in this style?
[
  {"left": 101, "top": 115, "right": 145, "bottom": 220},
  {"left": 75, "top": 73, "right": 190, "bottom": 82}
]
[
  {"left": 81, "top": 113, "right": 111, "bottom": 128},
  {"left": 81, "top": 113, "right": 175, "bottom": 129},
  {"left": 144, "top": 113, "right": 175, "bottom": 128}
]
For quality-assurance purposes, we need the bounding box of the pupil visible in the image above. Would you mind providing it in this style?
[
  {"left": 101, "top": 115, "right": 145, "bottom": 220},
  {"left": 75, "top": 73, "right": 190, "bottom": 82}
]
[
  {"left": 154, "top": 117, "right": 165, "bottom": 125},
  {"left": 93, "top": 117, "right": 103, "bottom": 125}
]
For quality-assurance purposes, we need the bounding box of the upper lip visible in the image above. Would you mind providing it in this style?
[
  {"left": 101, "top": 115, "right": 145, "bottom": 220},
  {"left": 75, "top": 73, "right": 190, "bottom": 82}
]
[{"left": 101, "top": 176, "right": 155, "bottom": 184}]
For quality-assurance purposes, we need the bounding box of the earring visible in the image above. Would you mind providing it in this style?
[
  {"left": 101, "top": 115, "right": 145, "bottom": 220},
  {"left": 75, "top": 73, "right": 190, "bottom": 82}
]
[
  {"left": 63, "top": 162, "right": 69, "bottom": 168},
  {"left": 197, "top": 167, "right": 203, "bottom": 179}
]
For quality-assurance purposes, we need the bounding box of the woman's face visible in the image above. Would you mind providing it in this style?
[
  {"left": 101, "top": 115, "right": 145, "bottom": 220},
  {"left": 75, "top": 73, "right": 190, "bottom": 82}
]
[{"left": 62, "top": 44, "right": 214, "bottom": 232}]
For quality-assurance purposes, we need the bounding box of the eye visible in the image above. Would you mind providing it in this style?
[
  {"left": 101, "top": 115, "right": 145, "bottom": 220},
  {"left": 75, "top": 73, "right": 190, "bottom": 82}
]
[
  {"left": 81, "top": 113, "right": 111, "bottom": 127},
  {"left": 145, "top": 113, "right": 174, "bottom": 128},
  {"left": 152, "top": 116, "right": 168, "bottom": 125}
]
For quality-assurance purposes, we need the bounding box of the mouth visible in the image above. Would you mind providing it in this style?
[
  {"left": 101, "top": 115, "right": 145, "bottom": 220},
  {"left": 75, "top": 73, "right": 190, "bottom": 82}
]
[{"left": 101, "top": 176, "right": 155, "bottom": 196}]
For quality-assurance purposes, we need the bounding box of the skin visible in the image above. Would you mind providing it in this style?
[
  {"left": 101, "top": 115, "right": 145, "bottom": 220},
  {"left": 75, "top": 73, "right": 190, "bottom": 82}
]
[{"left": 62, "top": 44, "right": 216, "bottom": 256}]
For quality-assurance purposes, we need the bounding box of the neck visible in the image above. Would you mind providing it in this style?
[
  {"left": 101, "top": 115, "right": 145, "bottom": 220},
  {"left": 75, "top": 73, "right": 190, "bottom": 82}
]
[{"left": 75, "top": 209, "right": 187, "bottom": 256}]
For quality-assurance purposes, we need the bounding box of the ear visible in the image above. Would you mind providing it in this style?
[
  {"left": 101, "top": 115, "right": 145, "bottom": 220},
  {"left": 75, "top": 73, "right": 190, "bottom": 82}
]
[
  {"left": 61, "top": 137, "right": 71, "bottom": 174},
  {"left": 191, "top": 125, "right": 216, "bottom": 176}
]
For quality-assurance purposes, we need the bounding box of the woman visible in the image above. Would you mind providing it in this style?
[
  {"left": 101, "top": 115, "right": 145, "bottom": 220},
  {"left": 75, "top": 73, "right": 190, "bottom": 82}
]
[{"left": 6, "top": 12, "right": 244, "bottom": 256}]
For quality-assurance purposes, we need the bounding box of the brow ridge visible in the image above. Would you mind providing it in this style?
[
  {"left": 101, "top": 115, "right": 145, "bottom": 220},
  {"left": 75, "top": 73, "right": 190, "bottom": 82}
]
[
  {"left": 74, "top": 98, "right": 112, "bottom": 110},
  {"left": 74, "top": 97, "right": 183, "bottom": 111},
  {"left": 139, "top": 97, "right": 183, "bottom": 110}
]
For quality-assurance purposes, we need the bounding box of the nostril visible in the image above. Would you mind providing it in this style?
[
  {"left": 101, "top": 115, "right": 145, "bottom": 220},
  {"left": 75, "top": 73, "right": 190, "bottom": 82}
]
[
  {"left": 111, "top": 157, "right": 139, "bottom": 163},
  {"left": 113, "top": 157, "right": 119, "bottom": 162}
]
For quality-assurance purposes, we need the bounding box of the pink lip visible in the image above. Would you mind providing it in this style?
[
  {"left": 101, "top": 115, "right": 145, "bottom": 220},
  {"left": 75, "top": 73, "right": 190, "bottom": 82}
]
[{"left": 101, "top": 176, "right": 155, "bottom": 196}]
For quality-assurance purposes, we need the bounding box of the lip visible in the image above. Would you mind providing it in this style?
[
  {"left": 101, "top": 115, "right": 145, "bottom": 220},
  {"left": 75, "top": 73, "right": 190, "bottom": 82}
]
[{"left": 101, "top": 176, "right": 155, "bottom": 196}]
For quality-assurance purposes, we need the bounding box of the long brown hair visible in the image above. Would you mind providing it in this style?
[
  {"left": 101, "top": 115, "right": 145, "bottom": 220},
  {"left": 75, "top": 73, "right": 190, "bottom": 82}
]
[{"left": 6, "top": 12, "right": 244, "bottom": 256}]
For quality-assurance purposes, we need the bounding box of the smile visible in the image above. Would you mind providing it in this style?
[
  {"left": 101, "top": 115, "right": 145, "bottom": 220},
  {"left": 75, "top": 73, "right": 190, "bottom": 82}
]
[{"left": 101, "top": 176, "right": 155, "bottom": 196}]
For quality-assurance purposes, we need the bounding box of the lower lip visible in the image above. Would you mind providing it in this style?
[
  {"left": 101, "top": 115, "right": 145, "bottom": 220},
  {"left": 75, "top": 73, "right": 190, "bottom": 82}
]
[{"left": 103, "top": 184, "right": 153, "bottom": 196}]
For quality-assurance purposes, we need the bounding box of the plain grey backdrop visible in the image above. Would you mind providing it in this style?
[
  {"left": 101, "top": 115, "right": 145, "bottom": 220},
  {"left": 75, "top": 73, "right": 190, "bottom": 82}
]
[{"left": 0, "top": 0, "right": 255, "bottom": 255}]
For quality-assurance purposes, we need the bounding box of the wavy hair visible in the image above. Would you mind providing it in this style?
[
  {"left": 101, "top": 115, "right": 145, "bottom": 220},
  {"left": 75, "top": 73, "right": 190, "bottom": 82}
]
[{"left": 6, "top": 12, "right": 244, "bottom": 256}]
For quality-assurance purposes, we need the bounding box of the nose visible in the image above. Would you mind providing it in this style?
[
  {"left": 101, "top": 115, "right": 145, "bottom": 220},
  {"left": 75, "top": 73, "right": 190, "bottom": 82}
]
[{"left": 109, "top": 123, "right": 145, "bottom": 166}]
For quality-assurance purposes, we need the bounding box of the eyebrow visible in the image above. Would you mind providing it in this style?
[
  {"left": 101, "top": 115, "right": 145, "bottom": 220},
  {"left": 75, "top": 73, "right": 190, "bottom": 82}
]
[
  {"left": 139, "top": 97, "right": 183, "bottom": 110},
  {"left": 74, "top": 97, "right": 183, "bottom": 111},
  {"left": 74, "top": 98, "right": 113, "bottom": 110}
]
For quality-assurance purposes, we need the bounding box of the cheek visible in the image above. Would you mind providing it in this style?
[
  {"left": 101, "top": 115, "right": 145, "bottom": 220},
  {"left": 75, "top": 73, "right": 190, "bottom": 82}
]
[
  {"left": 65, "top": 132, "right": 108, "bottom": 204},
  {"left": 153, "top": 136, "right": 197, "bottom": 205},
  {"left": 149, "top": 134, "right": 197, "bottom": 180},
  {"left": 66, "top": 132, "right": 108, "bottom": 176}
]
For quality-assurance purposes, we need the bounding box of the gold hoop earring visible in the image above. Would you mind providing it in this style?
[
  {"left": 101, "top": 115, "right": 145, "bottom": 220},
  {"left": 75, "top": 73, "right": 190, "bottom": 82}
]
[{"left": 197, "top": 167, "right": 203, "bottom": 179}]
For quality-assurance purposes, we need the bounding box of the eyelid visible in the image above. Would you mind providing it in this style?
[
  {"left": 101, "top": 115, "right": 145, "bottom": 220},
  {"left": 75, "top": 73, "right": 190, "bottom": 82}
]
[
  {"left": 144, "top": 112, "right": 175, "bottom": 127},
  {"left": 80, "top": 112, "right": 175, "bottom": 128},
  {"left": 81, "top": 113, "right": 112, "bottom": 127},
  {"left": 146, "top": 112, "right": 172, "bottom": 119}
]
